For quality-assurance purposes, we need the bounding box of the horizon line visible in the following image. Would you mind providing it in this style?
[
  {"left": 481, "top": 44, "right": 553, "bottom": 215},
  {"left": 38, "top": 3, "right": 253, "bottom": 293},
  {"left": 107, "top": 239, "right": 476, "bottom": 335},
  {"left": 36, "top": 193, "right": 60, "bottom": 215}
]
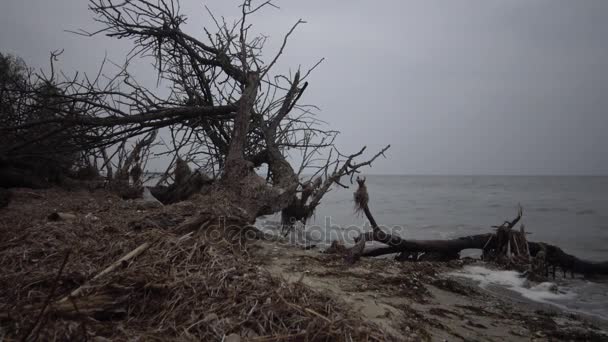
[{"left": 144, "top": 171, "right": 608, "bottom": 177}]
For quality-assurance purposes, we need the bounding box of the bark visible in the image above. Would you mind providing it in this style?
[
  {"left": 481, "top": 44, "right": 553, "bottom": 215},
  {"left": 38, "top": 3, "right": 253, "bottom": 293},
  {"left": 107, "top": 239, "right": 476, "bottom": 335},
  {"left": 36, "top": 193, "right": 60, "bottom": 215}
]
[
  {"left": 173, "top": 70, "right": 301, "bottom": 229},
  {"left": 217, "top": 70, "right": 299, "bottom": 221},
  {"left": 225, "top": 72, "right": 259, "bottom": 166}
]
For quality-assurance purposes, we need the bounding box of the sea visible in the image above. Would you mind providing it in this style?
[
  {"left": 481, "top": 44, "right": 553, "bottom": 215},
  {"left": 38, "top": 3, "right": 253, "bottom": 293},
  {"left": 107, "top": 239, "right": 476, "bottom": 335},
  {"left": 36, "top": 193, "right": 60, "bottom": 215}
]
[{"left": 256, "top": 175, "right": 608, "bottom": 321}]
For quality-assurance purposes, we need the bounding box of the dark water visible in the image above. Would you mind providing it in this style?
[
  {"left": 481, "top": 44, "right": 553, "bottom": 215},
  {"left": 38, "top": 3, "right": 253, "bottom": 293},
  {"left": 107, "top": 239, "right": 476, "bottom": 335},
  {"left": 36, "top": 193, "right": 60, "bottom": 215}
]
[{"left": 262, "top": 175, "right": 608, "bottom": 262}]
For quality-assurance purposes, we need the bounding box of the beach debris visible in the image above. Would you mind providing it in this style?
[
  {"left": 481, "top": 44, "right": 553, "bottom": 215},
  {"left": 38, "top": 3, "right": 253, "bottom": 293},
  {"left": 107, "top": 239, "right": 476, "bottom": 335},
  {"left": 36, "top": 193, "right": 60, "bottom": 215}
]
[{"left": 0, "top": 189, "right": 390, "bottom": 341}]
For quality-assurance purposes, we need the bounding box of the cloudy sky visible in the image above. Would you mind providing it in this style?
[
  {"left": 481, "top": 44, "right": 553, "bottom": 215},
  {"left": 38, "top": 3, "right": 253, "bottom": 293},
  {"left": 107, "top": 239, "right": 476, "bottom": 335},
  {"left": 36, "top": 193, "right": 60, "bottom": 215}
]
[{"left": 2, "top": 0, "right": 607, "bottom": 175}]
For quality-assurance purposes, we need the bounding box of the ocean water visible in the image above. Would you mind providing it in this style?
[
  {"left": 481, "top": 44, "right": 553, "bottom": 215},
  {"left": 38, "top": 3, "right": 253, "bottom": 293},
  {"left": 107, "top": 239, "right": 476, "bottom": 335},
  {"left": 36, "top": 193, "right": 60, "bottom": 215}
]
[
  {"left": 261, "top": 175, "right": 608, "bottom": 261},
  {"left": 257, "top": 175, "right": 608, "bottom": 320}
]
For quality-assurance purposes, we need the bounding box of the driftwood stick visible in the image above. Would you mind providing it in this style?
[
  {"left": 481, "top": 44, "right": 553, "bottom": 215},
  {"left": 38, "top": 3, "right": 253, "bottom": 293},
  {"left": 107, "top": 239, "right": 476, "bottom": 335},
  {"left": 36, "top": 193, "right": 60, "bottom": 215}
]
[
  {"left": 58, "top": 220, "right": 209, "bottom": 304},
  {"left": 58, "top": 241, "right": 153, "bottom": 303}
]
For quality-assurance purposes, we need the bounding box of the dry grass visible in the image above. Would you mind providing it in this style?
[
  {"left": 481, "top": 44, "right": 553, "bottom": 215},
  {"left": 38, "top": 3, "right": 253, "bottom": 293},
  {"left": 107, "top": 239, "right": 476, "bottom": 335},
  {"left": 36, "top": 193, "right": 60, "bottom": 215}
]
[{"left": 0, "top": 188, "right": 390, "bottom": 341}]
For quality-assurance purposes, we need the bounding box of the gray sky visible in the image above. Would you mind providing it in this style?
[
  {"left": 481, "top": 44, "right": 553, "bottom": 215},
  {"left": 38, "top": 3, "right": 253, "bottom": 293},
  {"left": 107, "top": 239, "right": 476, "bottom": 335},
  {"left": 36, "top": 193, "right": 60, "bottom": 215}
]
[{"left": 2, "top": 0, "right": 607, "bottom": 175}]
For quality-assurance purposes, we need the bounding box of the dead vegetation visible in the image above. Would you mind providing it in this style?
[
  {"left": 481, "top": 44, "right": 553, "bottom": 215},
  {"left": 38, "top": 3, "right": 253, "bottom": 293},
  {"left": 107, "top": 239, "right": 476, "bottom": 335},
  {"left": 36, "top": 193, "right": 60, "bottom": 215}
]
[{"left": 0, "top": 188, "right": 391, "bottom": 341}]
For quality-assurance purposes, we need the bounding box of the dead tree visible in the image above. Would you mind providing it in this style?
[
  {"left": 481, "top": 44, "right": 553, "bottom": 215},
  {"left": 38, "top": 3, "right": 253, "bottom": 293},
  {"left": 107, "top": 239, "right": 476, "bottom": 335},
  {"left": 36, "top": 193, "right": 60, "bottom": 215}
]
[
  {"left": 0, "top": 0, "right": 389, "bottom": 233},
  {"left": 344, "top": 177, "right": 608, "bottom": 277}
]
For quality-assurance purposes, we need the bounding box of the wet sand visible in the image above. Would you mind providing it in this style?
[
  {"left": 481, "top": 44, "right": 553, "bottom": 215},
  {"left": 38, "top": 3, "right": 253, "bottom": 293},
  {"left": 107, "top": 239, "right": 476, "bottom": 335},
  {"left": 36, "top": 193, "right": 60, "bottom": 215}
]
[{"left": 252, "top": 239, "right": 608, "bottom": 341}]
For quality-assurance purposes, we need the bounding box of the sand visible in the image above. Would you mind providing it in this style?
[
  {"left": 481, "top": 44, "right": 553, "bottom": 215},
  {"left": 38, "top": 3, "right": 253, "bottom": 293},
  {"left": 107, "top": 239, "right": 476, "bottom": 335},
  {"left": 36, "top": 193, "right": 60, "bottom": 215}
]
[{"left": 251, "top": 239, "right": 608, "bottom": 341}]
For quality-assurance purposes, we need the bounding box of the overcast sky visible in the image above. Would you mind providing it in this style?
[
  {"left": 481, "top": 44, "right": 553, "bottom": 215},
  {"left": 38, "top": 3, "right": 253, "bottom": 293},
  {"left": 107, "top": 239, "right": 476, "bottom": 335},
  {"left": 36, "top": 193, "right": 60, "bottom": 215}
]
[{"left": 1, "top": 0, "right": 607, "bottom": 175}]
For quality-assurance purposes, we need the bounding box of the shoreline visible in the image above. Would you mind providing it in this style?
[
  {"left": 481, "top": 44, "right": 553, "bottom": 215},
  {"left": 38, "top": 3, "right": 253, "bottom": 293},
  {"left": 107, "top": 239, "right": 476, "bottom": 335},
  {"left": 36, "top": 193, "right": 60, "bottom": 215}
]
[
  {"left": 452, "top": 268, "right": 608, "bottom": 326},
  {"left": 253, "top": 239, "right": 608, "bottom": 341},
  {"left": 1, "top": 187, "right": 606, "bottom": 341}
]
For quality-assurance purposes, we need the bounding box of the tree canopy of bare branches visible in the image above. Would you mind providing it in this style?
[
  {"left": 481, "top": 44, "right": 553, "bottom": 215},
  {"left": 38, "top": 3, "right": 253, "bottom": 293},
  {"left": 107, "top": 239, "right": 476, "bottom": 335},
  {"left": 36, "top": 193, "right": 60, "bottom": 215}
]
[{"left": 0, "top": 0, "right": 390, "bottom": 227}]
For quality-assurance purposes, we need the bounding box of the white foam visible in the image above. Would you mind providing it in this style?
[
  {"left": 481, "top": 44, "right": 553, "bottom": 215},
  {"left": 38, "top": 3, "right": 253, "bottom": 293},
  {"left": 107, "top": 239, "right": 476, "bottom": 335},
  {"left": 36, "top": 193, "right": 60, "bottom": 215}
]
[{"left": 450, "top": 265, "right": 575, "bottom": 304}]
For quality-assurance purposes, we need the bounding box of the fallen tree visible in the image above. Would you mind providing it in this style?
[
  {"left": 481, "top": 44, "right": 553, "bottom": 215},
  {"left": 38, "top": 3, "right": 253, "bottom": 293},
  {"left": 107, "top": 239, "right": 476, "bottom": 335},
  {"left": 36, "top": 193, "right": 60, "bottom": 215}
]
[
  {"left": 0, "top": 0, "right": 389, "bottom": 229},
  {"left": 343, "top": 177, "right": 608, "bottom": 277}
]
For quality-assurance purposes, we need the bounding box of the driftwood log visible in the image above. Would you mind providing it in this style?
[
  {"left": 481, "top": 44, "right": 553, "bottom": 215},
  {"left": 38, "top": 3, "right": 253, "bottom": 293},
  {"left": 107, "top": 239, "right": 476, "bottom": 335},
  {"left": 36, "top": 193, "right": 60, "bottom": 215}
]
[{"left": 345, "top": 177, "right": 608, "bottom": 277}]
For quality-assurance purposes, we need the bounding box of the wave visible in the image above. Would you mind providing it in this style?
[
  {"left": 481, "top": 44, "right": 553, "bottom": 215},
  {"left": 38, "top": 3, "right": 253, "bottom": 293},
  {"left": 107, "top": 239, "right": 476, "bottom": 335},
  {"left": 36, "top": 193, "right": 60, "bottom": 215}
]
[
  {"left": 449, "top": 265, "right": 608, "bottom": 321},
  {"left": 450, "top": 266, "right": 575, "bottom": 303}
]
